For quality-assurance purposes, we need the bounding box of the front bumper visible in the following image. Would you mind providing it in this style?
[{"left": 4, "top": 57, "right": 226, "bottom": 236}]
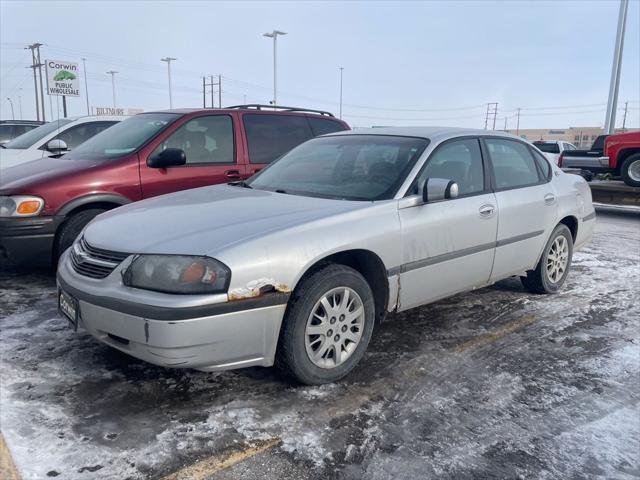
[
  {"left": 0, "top": 216, "right": 62, "bottom": 266},
  {"left": 57, "top": 250, "right": 288, "bottom": 371}
]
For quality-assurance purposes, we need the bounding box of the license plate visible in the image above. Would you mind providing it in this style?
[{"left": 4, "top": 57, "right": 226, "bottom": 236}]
[{"left": 58, "top": 288, "right": 79, "bottom": 331}]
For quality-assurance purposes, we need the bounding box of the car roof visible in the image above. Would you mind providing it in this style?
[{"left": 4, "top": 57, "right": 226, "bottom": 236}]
[
  {"left": 61, "top": 115, "right": 127, "bottom": 122},
  {"left": 0, "top": 120, "right": 45, "bottom": 125},
  {"left": 327, "top": 126, "right": 520, "bottom": 143}
]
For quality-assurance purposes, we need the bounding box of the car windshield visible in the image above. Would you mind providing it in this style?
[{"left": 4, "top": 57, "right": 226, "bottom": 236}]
[
  {"left": 247, "top": 135, "right": 429, "bottom": 201},
  {"left": 4, "top": 119, "right": 73, "bottom": 149},
  {"left": 534, "top": 142, "right": 560, "bottom": 154},
  {"left": 64, "top": 113, "right": 181, "bottom": 160}
]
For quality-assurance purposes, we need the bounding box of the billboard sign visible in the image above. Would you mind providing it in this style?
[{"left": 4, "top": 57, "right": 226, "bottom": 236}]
[{"left": 46, "top": 59, "right": 80, "bottom": 97}]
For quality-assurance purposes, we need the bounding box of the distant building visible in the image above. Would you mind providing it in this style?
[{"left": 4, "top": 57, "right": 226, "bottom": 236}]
[{"left": 505, "top": 127, "right": 637, "bottom": 148}]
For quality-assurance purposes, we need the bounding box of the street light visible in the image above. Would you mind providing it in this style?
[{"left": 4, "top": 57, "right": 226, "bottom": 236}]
[
  {"left": 263, "top": 30, "right": 287, "bottom": 106},
  {"left": 106, "top": 71, "right": 118, "bottom": 108},
  {"left": 6, "top": 97, "right": 15, "bottom": 120},
  {"left": 339, "top": 67, "right": 344, "bottom": 119},
  {"left": 161, "top": 57, "right": 177, "bottom": 109}
]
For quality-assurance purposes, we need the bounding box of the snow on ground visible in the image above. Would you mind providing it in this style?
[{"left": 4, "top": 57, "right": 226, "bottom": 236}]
[{"left": 1, "top": 211, "right": 638, "bottom": 479}]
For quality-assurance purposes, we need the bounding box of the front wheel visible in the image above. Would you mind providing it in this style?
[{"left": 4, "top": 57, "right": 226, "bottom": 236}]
[
  {"left": 620, "top": 153, "right": 640, "bottom": 187},
  {"left": 54, "top": 209, "right": 106, "bottom": 263},
  {"left": 276, "top": 264, "right": 375, "bottom": 385},
  {"left": 521, "top": 224, "right": 573, "bottom": 294}
]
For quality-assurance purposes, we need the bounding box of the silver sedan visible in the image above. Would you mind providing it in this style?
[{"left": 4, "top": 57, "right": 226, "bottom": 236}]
[{"left": 56, "top": 127, "right": 595, "bottom": 385}]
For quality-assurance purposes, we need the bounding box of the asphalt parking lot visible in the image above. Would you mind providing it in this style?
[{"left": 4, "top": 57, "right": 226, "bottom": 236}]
[{"left": 1, "top": 210, "right": 638, "bottom": 480}]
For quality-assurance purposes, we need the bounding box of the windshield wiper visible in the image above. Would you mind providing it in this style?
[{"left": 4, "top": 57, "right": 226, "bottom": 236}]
[{"left": 229, "top": 181, "right": 252, "bottom": 189}]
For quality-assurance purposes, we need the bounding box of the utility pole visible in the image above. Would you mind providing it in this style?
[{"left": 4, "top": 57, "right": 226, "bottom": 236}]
[
  {"left": 604, "top": 0, "right": 629, "bottom": 134},
  {"left": 161, "top": 57, "right": 177, "bottom": 109},
  {"left": 6, "top": 98, "right": 15, "bottom": 120},
  {"left": 202, "top": 76, "right": 220, "bottom": 108},
  {"left": 26, "top": 43, "right": 44, "bottom": 121},
  {"left": 263, "top": 30, "right": 287, "bottom": 106},
  {"left": 35, "top": 44, "right": 46, "bottom": 121},
  {"left": 516, "top": 108, "right": 521, "bottom": 135},
  {"left": 106, "top": 71, "right": 118, "bottom": 108},
  {"left": 218, "top": 74, "right": 222, "bottom": 109},
  {"left": 339, "top": 67, "right": 344, "bottom": 119},
  {"left": 484, "top": 102, "right": 498, "bottom": 130},
  {"left": 82, "top": 58, "right": 90, "bottom": 115},
  {"left": 621, "top": 101, "right": 629, "bottom": 131},
  {"left": 503, "top": 117, "right": 508, "bottom": 131}
]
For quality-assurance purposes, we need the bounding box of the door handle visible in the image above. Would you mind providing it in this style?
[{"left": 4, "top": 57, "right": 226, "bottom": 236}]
[
  {"left": 544, "top": 193, "right": 556, "bottom": 205},
  {"left": 224, "top": 169, "right": 241, "bottom": 179},
  {"left": 479, "top": 204, "right": 495, "bottom": 218}
]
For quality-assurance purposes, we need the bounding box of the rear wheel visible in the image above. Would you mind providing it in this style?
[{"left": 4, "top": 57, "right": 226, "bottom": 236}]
[
  {"left": 276, "top": 264, "right": 375, "bottom": 385},
  {"left": 521, "top": 224, "right": 573, "bottom": 294},
  {"left": 54, "top": 209, "right": 106, "bottom": 262},
  {"left": 620, "top": 153, "right": 640, "bottom": 187}
]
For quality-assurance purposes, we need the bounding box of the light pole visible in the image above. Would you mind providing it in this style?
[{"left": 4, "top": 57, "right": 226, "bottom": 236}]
[
  {"left": 338, "top": 67, "right": 344, "bottom": 119},
  {"left": 161, "top": 57, "right": 177, "bottom": 109},
  {"left": 106, "top": 70, "right": 118, "bottom": 108},
  {"left": 18, "top": 94, "right": 23, "bottom": 119},
  {"left": 6, "top": 98, "right": 15, "bottom": 120},
  {"left": 263, "top": 30, "right": 287, "bottom": 106},
  {"left": 604, "top": 0, "right": 629, "bottom": 133},
  {"left": 82, "top": 58, "right": 90, "bottom": 115}
]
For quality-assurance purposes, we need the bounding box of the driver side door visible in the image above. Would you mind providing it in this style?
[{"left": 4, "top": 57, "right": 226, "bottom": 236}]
[{"left": 397, "top": 137, "right": 498, "bottom": 310}]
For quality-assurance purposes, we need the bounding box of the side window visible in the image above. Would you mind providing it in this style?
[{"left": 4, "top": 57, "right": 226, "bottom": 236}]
[
  {"left": 308, "top": 117, "right": 347, "bottom": 136},
  {"left": 485, "top": 138, "right": 541, "bottom": 189},
  {"left": 153, "top": 115, "right": 234, "bottom": 165},
  {"left": 531, "top": 148, "right": 552, "bottom": 180},
  {"left": 413, "top": 138, "right": 485, "bottom": 196},
  {"left": 53, "top": 122, "right": 116, "bottom": 150},
  {"left": 0, "top": 125, "right": 13, "bottom": 144},
  {"left": 244, "top": 114, "right": 313, "bottom": 164},
  {"left": 12, "top": 125, "right": 36, "bottom": 137}
]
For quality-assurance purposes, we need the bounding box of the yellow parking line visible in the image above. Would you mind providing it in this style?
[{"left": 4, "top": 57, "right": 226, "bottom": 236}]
[
  {"left": 162, "top": 437, "right": 282, "bottom": 480},
  {"left": 0, "top": 432, "right": 21, "bottom": 480},
  {"left": 455, "top": 314, "right": 537, "bottom": 352}
]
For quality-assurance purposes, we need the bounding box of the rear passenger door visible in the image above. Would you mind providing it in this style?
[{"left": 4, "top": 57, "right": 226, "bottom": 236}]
[
  {"left": 242, "top": 114, "right": 314, "bottom": 176},
  {"left": 140, "top": 114, "right": 239, "bottom": 198},
  {"left": 483, "top": 137, "right": 558, "bottom": 280}
]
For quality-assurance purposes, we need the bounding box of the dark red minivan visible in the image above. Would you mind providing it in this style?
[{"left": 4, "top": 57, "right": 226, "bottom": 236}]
[{"left": 0, "top": 105, "right": 349, "bottom": 266}]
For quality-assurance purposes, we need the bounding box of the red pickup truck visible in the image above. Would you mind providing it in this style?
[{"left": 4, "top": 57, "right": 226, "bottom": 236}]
[
  {"left": 0, "top": 106, "right": 349, "bottom": 266},
  {"left": 558, "top": 130, "right": 640, "bottom": 187}
]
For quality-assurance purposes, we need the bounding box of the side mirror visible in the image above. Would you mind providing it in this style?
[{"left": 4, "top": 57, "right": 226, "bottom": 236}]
[
  {"left": 147, "top": 148, "right": 186, "bottom": 168},
  {"left": 46, "top": 139, "right": 68, "bottom": 154},
  {"left": 421, "top": 178, "right": 459, "bottom": 203}
]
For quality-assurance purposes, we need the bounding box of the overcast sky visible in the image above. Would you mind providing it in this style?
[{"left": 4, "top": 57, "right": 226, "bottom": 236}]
[{"left": 1, "top": 0, "right": 639, "bottom": 129}]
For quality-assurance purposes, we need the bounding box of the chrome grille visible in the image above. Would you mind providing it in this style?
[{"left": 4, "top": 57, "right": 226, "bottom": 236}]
[{"left": 70, "top": 237, "right": 129, "bottom": 279}]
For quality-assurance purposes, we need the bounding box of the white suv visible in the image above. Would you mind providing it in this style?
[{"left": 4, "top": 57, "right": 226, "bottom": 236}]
[{"left": 0, "top": 115, "right": 123, "bottom": 170}]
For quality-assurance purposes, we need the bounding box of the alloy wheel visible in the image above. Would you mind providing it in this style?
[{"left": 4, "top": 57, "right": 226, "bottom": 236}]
[
  {"left": 304, "top": 286, "right": 365, "bottom": 369},
  {"left": 546, "top": 235, "right": 569, "bottom": 284}
]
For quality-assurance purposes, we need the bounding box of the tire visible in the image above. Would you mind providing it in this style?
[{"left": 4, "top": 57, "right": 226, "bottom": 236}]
[
  {"left": 521, "top": 224, "right": 573, "bottom": 294},
  {"left": 276, "top": 264, "right": 375, "bottom": 385},
  {"left": 620, "top": 153, "right": 640, "bottom": 187},
  {"left": 54, "top": 209, "right": 106, "bottom": 262}
]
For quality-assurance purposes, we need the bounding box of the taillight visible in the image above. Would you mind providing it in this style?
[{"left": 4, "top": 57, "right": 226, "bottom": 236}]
[{"left": 558, "top": 152, "right": 564, "bottom": 167}]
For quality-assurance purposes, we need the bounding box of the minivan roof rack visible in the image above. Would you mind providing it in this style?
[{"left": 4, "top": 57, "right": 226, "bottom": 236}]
[{"left": 225, "top": 104, "right": 335, "bottom": 117}]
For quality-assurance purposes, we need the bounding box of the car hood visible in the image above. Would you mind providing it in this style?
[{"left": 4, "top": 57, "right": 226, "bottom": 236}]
[
  {"left": 0, "top": 155, "right": 102, "bottom": 191},
  {"left": 84, "top": 185, "right": 372, "bottom": 255}
]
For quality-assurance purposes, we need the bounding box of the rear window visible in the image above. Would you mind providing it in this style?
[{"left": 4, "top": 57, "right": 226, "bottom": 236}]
[
  {"left": 243, "top": 114, "right": 313, "bottom": 164},
  {"left": 533, "top": 142, "right": 560, "bottom": 154},
  {"left": 308, "top": 117, "right": 347, "bottom": 136}
]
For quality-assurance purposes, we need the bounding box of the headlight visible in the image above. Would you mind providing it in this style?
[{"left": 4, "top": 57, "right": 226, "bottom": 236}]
[
  {"left": 122, "top": 255, "right": 231, "bottom": 294},
  {"left": 0, "top": 195, "right": 45, "bottom": 217}
]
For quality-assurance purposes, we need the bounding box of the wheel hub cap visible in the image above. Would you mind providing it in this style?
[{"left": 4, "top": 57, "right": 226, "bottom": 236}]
[
  {"left": 546, "top": 235, "right": 569, "bottom": 284},
  {"left": 304, "top": 286, "right": 365, "bottom": 369},
  {"left": 628, "top": 159, "right": 640, "bottom": 182}
]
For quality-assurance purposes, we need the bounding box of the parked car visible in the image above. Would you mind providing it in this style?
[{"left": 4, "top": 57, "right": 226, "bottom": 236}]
[
  {"left": 0, "top": 120, "right": 46, "bottom": 145},
  {"left": 558, "top": 131, "right": 640, "bottom": 187},
  {"left": 0, "top": 105, "right": 349, "bottom": 266},
  {"left": 56, "top": 127, "right": 595, "bottom": 385},
  {"left": 532, "top": 140, "right": 577, "bottom": 165},
  {"left": 0, "top": 116, "right": 123, "bottom": 170}
]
